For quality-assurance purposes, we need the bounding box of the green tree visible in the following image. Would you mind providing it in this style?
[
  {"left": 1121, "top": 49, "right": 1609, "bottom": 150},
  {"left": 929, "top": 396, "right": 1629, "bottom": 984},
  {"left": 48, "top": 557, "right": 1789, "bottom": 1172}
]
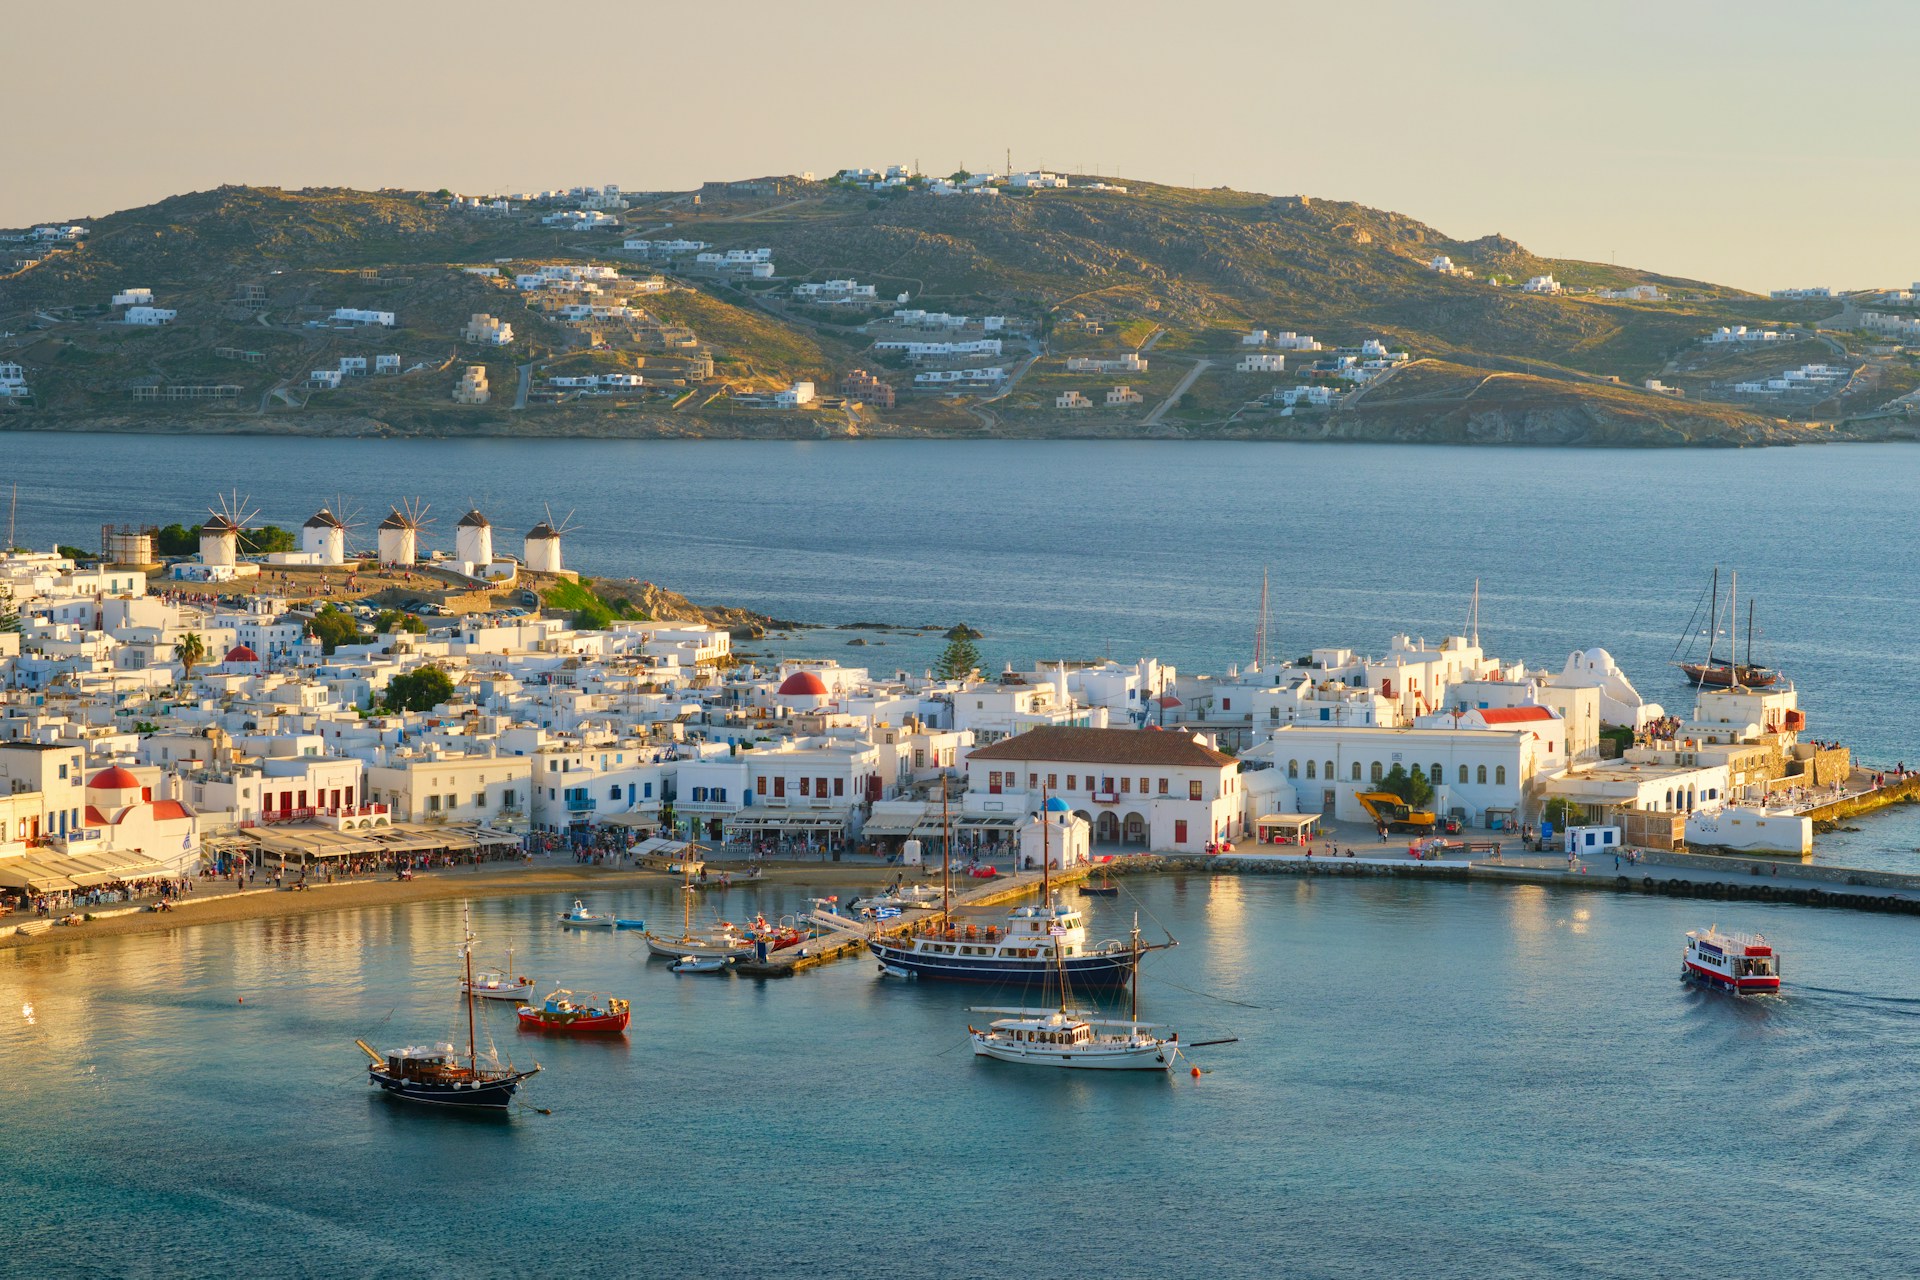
[
  {"left": 933, "top": 634, "right": 981, "bottom": 681},
  {"left": 56, "top": 544, "right": 89, "bottom": 562},
  {"left": 309, "top": 605, "right": 367, "bottom": 654},
  {"left": 172, "top": 632, "right": 207, "bottom": 682},
  {"left": 1543, "top": 797, "right": 1583, "bottom": 830},
  {"left": 383, "top": 664, "right": 456, "bottom": 713},
  {"left": 240, "top": 525, "right": 296, "bottom": 555},
  {"left": 374, "top": 609, "right": 427, "bottom": 635},
  {"left": 1380, "top": 763, "right": 1435, "bottom": 809},
  {"left": 155, "top": 524, "right": 196, "bottom": 556}
]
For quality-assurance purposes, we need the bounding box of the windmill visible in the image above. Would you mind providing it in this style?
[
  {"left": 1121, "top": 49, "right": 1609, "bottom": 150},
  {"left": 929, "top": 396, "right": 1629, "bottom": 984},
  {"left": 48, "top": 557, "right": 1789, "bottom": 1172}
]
[
  {"left": 522, "top": 502, "right": 577, "bottom": 574},
  {"left": 302, "top": 492, "right": 365, "bottom": 566},
  {"left": 377, "top": 497, "right": 434, "bottom": 566},
  {"left": 454, "top": 497, "right": 494, "bottom": 572},
  {"left": 200, "top": 490, "right": 260, "bottom": 566}
]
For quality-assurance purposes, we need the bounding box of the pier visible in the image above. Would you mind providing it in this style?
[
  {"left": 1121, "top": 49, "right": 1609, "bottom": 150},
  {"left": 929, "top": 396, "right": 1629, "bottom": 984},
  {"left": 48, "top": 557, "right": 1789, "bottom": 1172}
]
[{"left": 733, "top": 863, "right": 1086, "bottom": 976}]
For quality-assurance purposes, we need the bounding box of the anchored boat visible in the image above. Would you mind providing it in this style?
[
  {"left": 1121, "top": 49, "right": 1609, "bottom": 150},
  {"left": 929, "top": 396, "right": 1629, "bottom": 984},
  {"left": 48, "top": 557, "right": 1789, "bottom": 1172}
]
[
  {"left": 357, "top": 906, "right": 539, "bottom": 1110},
  {"left": 557, "top": 899, "right": 645, "bottom": 930},
  {"left": 463, "top": 940, "right": 534, "bottom": 1002},
  {"left": 643, "top": 845, "right": 754, "bottom": 960},
  {"left": 872, "top": 786, "right": 1171, "bottom": 988},
  {"left": 516, "top": 988, "right": 632, "bottom": 1034},
  {"left": 1682, "top": 926, "right": 1782, "bottom": 994},
  {"left": 969, "top": 916, "right": 1179, "bottom": 1072},
  {"left": 1672, "top": 568, "right": 1781, "bottom": 689}
]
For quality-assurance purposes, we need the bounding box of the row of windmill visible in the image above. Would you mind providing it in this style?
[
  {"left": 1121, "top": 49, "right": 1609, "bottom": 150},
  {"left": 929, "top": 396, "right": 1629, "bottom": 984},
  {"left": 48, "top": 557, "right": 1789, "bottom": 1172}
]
[{"left": 191, "top": 492, "right": 578, "bottom": 573}]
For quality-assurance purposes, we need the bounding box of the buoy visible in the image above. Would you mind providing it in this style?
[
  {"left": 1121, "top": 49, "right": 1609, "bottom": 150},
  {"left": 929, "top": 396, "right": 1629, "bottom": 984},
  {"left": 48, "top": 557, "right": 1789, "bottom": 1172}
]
[
  {"left": 1190, "top": 1066, "right": 1201, "bottom": 1079},
  {"left": 237, "top": 996, "right": 244, "bottom": 1004}
]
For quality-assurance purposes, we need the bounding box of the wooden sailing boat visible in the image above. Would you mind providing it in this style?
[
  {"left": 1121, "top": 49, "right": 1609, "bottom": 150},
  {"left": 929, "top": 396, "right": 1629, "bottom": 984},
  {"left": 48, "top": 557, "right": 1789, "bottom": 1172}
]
[
  {"left": 357, "top": 905, "right": 539, "bottom": 1110},
  {"left": 1674, "top": 568, "right": 1780, "bottom": 688},
  {"left": 643, "top": 827, "right": 752, "bottom": 960}
]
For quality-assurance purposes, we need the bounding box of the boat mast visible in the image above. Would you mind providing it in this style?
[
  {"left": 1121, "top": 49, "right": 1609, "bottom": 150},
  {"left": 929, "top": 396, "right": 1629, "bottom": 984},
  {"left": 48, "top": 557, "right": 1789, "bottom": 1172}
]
[
  {"left": 1130, "top": 912, "right": 1141, "bottom": 1024},
  {"left": 1705, "top": 566, "right": 1719, "bottom": 675},
  {"left": 463, "top": 905, "right": 478, "bottom": 1075},
  {"left": 1729, "top": 570, "right": 1739, "bottom": 687},
  {"left": 1746, "top": 596, "right": 1755, "bottom": 671},
  {"left": 940, "top": 778, "right": 952, "bottom": 923},
  {"left": 1040, "top": 786, "right": 1051, "bottom": 909}
]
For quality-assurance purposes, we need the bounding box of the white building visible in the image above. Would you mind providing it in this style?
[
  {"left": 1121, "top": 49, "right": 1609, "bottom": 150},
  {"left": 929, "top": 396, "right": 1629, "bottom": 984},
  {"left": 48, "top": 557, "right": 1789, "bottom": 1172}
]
[
  {"left": 1769, "top": 287, "right": 1833, "bottom": 300},
  {"left": 1105, "top": 386, "right": 1143, "bottom": 406},
  {"left": 331, "top": 308, "right": 396, "bottom": 328},
  {"left": 1237, "top": 352, "right": 1286, "bottom": 373},
  {"left": 1522, "top": 275, "right": 1562, "bottom": 295},
  {"left": 111, "top": 288, "right": 155, "bottom": 307},
  {"left": 1056, "top": 391, "right": 1092, "bottom": 409},
  {"left": 464, "top": 313, "right": 514, "bottom": 345},
  {"left": 0, "top": 361, "right": 30, "bottom": 398},
  {"left": 774, "top": 381, "right": 816, "bottom": 408},
  {"left": 1065, "top": 353, "right": 1147, "bottom": 374},
  {"left": 964, "top": 725, "right": 1245, "bottom": 851},
  {"left": 123, "top": 306, "right": 178, "bottom": 326}
]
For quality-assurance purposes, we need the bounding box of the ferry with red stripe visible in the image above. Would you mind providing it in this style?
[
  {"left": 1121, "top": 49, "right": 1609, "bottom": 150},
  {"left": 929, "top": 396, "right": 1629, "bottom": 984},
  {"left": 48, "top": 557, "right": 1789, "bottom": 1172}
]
[{"left": 1682, "top": 927, "right": 1781, "bottom": 994}]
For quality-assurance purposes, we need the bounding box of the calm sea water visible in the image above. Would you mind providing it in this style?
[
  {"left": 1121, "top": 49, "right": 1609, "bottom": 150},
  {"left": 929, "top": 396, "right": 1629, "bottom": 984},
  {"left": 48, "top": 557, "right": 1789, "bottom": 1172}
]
[
  {"left": 6, "top": 433, "right": 1918, "bottom": 864},
  {"left": 3, "top": 878, "right": 1917, "bottom": 1278}
]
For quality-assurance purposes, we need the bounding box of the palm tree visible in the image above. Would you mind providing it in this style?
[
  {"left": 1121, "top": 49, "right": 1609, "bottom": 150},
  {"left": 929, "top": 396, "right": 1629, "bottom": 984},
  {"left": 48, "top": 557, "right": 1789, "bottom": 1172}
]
[{"left": 173, "top": 632, "right": 206, "bottom": 683}]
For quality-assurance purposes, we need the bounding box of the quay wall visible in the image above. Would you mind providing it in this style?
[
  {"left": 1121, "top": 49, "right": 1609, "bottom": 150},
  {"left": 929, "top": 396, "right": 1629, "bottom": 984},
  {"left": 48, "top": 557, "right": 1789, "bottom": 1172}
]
[
  {"left": 1807, "top": 773, "right": 1920, "bottom": 824},
  {"left": 1098, "top": 852, "right": 1920, "bottom": 918}
]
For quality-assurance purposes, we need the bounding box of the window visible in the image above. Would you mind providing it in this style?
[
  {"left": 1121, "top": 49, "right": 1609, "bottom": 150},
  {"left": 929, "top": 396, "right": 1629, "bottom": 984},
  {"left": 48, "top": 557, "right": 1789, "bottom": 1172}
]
[
  {"left": 427, "top": 795, "right": 440, "bottom": 812},
  {"left": 1221, "top": 698, "right": 1231, "bottom": 711},
  {"left": 800, "top": 777, "right": 811, "bottom": 796},
  {"left": 1495, "top": 766, "right": 1507, "bottom": 786},
  {"left": 475, "top": 793, "right": 485, "bottom": 808},
  {"left": 644, "top": 782, "right": 653, "bottom": 798},
  {"left": 1048, "top": 774, "right": 1058, "bottom": 790},
  {"left": 609, "top": 785, "right": 621, "bottom": 799},
  {"left": 1477, "top": 765, "right": 1488, "bottom": 784},
  {"left": 757, "top": 776, "right": 767, "bottom": 795},
  {"left": 1288, "top": 759, "right": 1299, "bottom": 779},
  {"left": 1121, "top": 777, "right": 1131, "bottom": 793},
  {"left": 1351, "top": 762, "right": 1362, "bottom": 782},
  {"left": 1430, "top": 763, "right": 1443, "bottom": 784},
  {"left": 1174, "top": 820, "right": 1188, "bottom": 844},
  {"left": 1459, "top": 765, "right": 1469, "bottom": 784},
  {"left": 1189, "top": 780, "right": 1202, "bottom": 801},
  {"left": 1067, "top": 775, "right": 1076, "bottom": 791},
  {"left": 1139, "top": 777, "right": 1148, "bottom": 794},
  {"left": 1369, "top": 761, "right": 1383, "bottom": 783},
  {"left": 1158, "top": 778, "right": 1169, "bottom": 794},
  {"left": 1305, "top": 760, "right": 1316, "bottom": 779},
  {"left": 816, "top": 777, "right": 828, "bottom": 798},
  {"left": 773, "top": 777, "right": 785, "bottom": 798},
  {"left": 1325, "top": 762, "right": 1335, "bottom": 782},
  {"left": 833, "top": 777, "right": 844, "bottom": 797},
  {"left": 714, "top": 787, "right": 727, "bottom": 802}
]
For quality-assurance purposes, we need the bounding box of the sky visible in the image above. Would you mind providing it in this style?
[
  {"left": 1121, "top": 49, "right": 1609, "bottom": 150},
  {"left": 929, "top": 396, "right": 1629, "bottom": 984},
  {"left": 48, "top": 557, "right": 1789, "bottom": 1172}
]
[{"left": 11, "top": 0, "right": 1917, "bottom": 291}]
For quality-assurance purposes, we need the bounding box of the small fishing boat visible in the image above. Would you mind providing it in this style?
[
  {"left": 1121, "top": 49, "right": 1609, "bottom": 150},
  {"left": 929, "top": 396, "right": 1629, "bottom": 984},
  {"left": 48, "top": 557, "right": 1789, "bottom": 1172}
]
[
  {"left": 463, "top": 940, "right": 534, "bottom": 1002},
  {"left": 1079, "top": 871, "right": 1119, "bottom": 897},
  {"left": 516, "top": 988, "right": 631, "bottom": 1034},
  {"left": 357, "top": 906, "right": 539, "bottom": 1109},
  {"left": 670, "top": 955, "right": 729, "bottom": 974},
  {"left": 1682, "top": 926, "right": 1782, "bottom": 995},
  {"left": 557, "top": 899, "right": 645, "bottom": 930},
  {"left": 745, "top": 913, "right": 807, "bottom": 951}
]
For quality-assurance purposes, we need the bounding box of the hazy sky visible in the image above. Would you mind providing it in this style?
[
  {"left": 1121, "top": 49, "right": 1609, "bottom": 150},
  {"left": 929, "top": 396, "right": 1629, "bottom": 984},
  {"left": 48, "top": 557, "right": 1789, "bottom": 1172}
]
[{"left": 13, "top": 0, "right": 1916, "bottom": 290}]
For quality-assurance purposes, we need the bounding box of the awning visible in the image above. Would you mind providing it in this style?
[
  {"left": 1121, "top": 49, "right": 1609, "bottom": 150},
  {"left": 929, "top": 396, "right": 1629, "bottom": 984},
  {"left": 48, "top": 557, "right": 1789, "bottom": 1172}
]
[
  {"left": 599, "top": 810, "right": 662, "bottom": 829},
  {"left": 0, "top": 859, "right": 79, "bottom": 892},
  {"left": 862, "top": 809, "right": 929, "bottom": 838},
  {"left": 726, "top": 813, "right": 848, "bottom": 832}
]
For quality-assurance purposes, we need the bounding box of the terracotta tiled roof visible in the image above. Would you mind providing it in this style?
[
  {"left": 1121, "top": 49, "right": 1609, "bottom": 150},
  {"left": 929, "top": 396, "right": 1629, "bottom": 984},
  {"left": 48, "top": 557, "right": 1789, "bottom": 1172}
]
[
  {"left": 967, "top": 726, "right": 1235, "bottom": 769},
  {"left": 1476, "top": 706, "right": 1556, "bottom": 724}
]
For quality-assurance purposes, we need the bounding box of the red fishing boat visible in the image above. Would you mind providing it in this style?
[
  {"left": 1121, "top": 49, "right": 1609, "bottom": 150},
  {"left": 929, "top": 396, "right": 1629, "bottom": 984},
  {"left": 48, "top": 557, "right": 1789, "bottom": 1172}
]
[{"left": 516, "top": 988, "right": 631, "bottom": 1034}]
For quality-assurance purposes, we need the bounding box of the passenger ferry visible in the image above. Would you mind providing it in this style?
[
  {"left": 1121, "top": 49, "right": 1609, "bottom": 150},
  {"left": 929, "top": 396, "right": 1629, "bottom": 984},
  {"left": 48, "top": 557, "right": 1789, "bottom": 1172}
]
[
  {"left": 969, "top": 1008, "right": 1178, "bottom": 1071},
  {"left": 1682, "top": 926, "right": 1782, "bottom": 994},
  {"left": 871, "top": 898, "right": 1165, "bottom": 988}
]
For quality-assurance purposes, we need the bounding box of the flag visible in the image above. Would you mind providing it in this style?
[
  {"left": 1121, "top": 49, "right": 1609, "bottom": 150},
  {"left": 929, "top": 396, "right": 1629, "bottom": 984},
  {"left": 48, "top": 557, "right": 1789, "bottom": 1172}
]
[{"left": 876, "top": 906, "right": 901, "bottom": 919}]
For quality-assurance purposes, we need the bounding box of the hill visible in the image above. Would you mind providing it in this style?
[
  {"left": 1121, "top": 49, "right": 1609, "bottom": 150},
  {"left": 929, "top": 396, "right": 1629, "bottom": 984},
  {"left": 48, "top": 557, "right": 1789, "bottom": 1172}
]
[{"left": 1, "top": 177, "right": 1912, "bottom": 446}]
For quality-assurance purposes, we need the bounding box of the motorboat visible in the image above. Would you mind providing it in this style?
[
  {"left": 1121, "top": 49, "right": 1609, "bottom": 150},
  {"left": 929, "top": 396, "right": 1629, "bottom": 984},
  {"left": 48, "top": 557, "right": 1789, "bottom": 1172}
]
[
  {"left": 670, "top": 955, "right": 730, "bottom": 974},
  {"left": 516, "top": 988, "right": 631, "bottom": 1034},
  {"left": 462, "top": 940, "right": 534, "bottom": 1002},
  {"left": 1683, "top": 926, "right": 1782, "bottom": 994},
  {"left": 557, "top": 899, "right": 645, "bottom": 930}
]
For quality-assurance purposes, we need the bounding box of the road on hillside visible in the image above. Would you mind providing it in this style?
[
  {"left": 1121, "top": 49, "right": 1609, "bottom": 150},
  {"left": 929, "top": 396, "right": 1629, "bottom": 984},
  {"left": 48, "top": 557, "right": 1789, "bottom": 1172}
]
[
  {"left": 513, "top": 362, "right": 535, "bottom": 410},
  {"left": 1145, "top": 358, "right": 1210, "bottom": 425}
]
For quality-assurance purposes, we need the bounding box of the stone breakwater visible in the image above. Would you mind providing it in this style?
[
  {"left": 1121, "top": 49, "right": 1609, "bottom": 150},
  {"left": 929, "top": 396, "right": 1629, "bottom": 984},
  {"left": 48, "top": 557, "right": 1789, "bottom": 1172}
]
[{"left": 1101, "top": 853, "right": 1920, "bottom": 917}]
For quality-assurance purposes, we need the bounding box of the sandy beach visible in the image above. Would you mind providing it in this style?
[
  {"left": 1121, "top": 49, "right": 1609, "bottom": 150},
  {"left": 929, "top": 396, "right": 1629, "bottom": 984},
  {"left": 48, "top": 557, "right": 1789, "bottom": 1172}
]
[{"left": 0, "top": 859, "right": 918, "bottom": 952}]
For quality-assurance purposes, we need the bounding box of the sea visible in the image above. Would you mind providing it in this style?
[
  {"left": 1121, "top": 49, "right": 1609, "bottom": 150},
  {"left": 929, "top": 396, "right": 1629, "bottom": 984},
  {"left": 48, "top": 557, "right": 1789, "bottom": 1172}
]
[
  {"left": 5, "top": 433, "right": 1918, "bottom": 866},
  {"left": 3, "top": 878, "right": 1918, "bottom": 1278},
  {"left": 4, "top": 434, "right": 1920, "bottom": 1275}
]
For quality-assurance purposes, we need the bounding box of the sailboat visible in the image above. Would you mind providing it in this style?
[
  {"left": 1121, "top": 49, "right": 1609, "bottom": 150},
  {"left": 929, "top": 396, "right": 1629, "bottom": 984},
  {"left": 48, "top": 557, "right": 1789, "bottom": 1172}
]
[
  {"left": 1673, "top": 568, "right": 1780, "bottom": 689},
  {"left": 357, "top": 906, "right": 540, "bottom": 1110},
  {"left": 643, "top": 834, "right": 753, "bottom": 961},
  {"left": 968, "top": 861, "right": 1179, "bottom": 1074},
  {"left": 871, "top": 787, "right": 1172, "bottom": 988}
]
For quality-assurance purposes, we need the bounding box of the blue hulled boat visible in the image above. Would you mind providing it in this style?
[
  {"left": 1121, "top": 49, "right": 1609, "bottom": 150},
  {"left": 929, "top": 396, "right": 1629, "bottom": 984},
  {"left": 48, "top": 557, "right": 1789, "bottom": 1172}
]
[{"left": 870, "top": 899, "right": 1170, "bottom": 989}]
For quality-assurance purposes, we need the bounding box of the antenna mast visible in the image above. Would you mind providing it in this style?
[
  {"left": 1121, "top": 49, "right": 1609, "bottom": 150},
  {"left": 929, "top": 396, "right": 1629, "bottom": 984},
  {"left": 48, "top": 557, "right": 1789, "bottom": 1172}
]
[{"left": 1253, "top": 568, "right": 1269, "bottom": 670}]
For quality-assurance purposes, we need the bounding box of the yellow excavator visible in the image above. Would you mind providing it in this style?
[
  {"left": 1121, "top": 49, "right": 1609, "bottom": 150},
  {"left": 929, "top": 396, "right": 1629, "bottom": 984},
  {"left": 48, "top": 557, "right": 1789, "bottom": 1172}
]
[{"left": 1356, "top": 791, "right": 1439, "bottom": 835}]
